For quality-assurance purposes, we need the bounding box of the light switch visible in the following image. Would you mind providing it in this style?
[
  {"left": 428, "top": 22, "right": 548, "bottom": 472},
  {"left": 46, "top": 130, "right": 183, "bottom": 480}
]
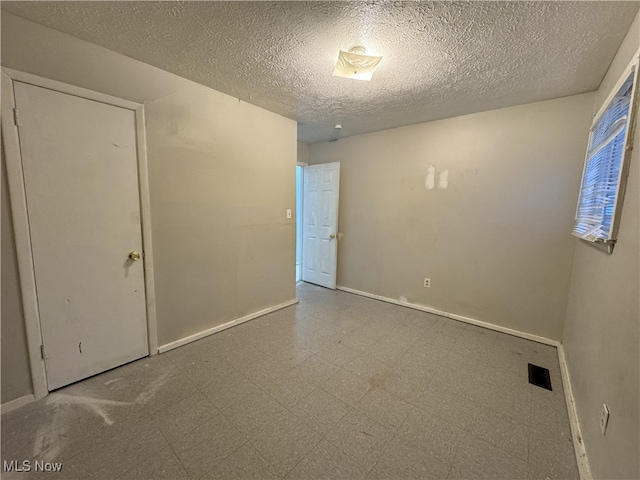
[{"left": 286, "top": 209, "right": 292, "bottom": 219}]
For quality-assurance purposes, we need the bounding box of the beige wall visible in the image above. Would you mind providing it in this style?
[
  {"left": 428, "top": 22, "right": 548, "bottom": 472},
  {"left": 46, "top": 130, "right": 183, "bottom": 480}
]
[
  {"left": 145, "top": 88, "right": 296, "bottom": 345},
  {"left": 1, "top": 12, "right": 296, "bottom": 401},
  {"left": 593, "top": 12, "right": 640, "bottom": 115},
  {"left": 309, "top": 93, "right": 594, "bottom": 341},
  {"left": 297, "top": 141, "right": 310, "bottom": 164},
  {"left": 563, "top": 11, "right": 640, "bottom": 480},
  {"left": 1, "top": 146, "right": 33, "bottom": 403}
]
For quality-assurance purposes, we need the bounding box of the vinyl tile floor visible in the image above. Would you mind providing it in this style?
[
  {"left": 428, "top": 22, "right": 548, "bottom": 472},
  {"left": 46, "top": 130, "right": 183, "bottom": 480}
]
[{"left": 1, "top": 283, "right": 579, "bottom": 480}]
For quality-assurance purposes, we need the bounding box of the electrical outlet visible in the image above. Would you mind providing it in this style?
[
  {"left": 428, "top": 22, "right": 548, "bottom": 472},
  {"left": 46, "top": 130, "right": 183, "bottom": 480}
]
[
  {"left": 424, "top": 278, "right": 431, "bottom": 288},
  {"left": 286, "top": 209, "right": 292, "bottom": 219},
  {"left": 600, "top": 403, "right": 610, "bottom": 435}
]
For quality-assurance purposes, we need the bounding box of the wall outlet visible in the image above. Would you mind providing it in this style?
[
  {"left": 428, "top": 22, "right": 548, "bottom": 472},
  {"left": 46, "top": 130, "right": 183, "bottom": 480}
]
[
  {"left": 286, "top": 209, "right": 292, "bottom": 219},
  {"left": 600, "top": 403, "right": 610, "bottom": 435},
  {"left": 424, "top": 278, "right": 431, "bottom": 288}
]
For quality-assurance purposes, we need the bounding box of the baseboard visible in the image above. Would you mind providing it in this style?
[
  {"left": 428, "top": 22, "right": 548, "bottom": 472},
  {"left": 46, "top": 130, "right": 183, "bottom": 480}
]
[
  {"left": 158, "top": 298, "right": 299, "bottom": 354},
  {"left": 1, "top": 393, "right": 35, "bottom": 415},
  {"left": 336, "top": 285, "right": 560, "bottom": 347},
  {"left": 557, "top": 345, "right": 592, "bottom": 480}
]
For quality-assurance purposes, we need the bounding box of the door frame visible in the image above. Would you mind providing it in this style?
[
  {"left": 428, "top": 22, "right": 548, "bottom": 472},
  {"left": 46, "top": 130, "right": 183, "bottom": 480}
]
[
  {"left": 296, "top": 161, "right": 307, "bottom": 284},
  {"left": 300, "top": 162, "right": 340, "bottom": 289},
  {"left": 1, "top": 68, "right": 158, "bottom": 400}
]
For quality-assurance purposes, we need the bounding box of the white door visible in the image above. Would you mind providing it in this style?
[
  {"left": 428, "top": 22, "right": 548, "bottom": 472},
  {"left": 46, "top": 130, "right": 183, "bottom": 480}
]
[
  {"left": 302, "top": 163, "right": 340, "bottom": 289},
  {"left": 14, "top": 82, "right": 148, "bottom": 390}
]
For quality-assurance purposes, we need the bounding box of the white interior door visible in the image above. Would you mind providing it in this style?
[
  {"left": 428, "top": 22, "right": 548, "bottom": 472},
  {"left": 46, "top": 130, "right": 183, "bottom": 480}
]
[
  {"left": 14, "top": 81, "right": 148, "bottom": 390},
  {"left": 302, "top": 162, "right": 340, "bottom": 289}
]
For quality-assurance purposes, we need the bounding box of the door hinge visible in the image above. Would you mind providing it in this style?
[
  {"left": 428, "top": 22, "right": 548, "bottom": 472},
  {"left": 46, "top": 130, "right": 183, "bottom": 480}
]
[
  {"left": 13, "top": 108, "right": 20, "bottom": 127},
  {"left": 40, "top": 344, "right": 46, "bottom": 360}
]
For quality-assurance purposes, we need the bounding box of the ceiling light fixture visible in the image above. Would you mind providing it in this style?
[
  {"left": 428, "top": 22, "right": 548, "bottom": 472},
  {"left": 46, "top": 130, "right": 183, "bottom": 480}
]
[{"left": 332, "top": 46, "right": 382, "bottom": 81}]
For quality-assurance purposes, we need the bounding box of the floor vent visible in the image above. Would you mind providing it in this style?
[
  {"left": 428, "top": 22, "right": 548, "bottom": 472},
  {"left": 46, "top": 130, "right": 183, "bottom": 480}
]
[{"left": 528, "top": 363, "right": 552, "bottom": 391}]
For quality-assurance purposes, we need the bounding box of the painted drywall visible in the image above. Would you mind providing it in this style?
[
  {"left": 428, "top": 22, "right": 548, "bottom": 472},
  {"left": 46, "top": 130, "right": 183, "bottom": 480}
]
[
  {"left": 309, "top": 93, "right": 594, "bottom": 341},
  {"left": 297, "top": 141, "right": 310, "bottom": 165},
  {"left": 594, "top": 11, "right": 640, "bottom": 114},
  {"left": 145, "top": 89, "right": 296, "bottom": 345},
  {"left": 562, "top": 11, "right": 640, "bottom": 479},
  {"left": 1, "top": 13, "right": 296, "bottom": 361},
  {"left": 1, "top": 145, "right": 33, "bottom": 403}
]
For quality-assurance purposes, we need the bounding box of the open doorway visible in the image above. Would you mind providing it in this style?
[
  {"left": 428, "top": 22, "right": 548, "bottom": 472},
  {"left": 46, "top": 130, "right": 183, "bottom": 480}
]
[{"left": 296, "top": 164, "right": 303, "bottom": 282}]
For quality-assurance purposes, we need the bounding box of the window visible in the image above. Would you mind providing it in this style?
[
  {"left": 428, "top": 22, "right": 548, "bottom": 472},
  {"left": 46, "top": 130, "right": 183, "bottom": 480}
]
[{"left": 573, "top": 64, "right": 639, "bottom": 252}]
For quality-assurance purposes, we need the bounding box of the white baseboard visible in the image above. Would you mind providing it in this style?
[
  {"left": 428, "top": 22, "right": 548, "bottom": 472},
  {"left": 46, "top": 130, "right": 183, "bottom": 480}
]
[
  {"left": 1, "top": 394, "right": 35, "bottom": 415},
  {"left": 557, "top": 345, "right": 592, "bottom": 480},
  {"left": 336, "top": 285, "right": 559, "bottom": 347},
  {"left": 158, "top": 299, "right": 299, "bottom": 354}
]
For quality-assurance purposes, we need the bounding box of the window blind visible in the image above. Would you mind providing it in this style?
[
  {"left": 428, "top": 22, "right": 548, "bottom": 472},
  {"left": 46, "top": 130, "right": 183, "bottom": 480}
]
[{"left": 573, "top": 70, "right": 637, "bottom": 245}]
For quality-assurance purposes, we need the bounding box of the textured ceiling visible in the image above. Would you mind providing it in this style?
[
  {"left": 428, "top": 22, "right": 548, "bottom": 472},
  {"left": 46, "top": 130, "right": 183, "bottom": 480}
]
[{"left": 3, "top": 1, "right": 638, "bottom": 143}]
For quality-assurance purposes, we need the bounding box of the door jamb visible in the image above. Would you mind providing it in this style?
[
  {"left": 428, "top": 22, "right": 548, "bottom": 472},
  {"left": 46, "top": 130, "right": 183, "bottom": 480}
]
[
  {"left": 1, "top": 68, "right": 158, "bottom": 400},
  {"left": 295, "top": 163, "right": 307, "bottom": 283}
]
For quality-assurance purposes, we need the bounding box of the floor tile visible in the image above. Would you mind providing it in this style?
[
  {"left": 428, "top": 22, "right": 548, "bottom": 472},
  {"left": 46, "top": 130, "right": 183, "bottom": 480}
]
[
  {"left": 450, "top": 435, "right": 527, "bottom": 480},
  {"left": 428, "top": 366, "right": 488, "bottom": 403},
  {"left": 377, "top": 365, "right": 434, "bottom": 404},
  {"left": 449, "top": 328, "right": 498, "bottom": 361},
  {"left": 321, "top": 368, "right": 375, "bottom": 407},
  {"left": 368, "top": 435, "right": 450, "bottom": 480},
  {"left": 396, "top": 407, "right": 463, "bottom": 464},
  {"left": 181, "top": 356, "right": 239, "bottom": 388},
  {"left": 323, "top": 409, "right": 395, "bottom": 471},
  {"left": 163, "top": 342, "right": 215, "bottom": 371},
  {"left": 203, "top": 443, "right": 281, "bottom": 480},
  {"left": 396, "top": 344, "right": 449, "bottom": 371},
  {"left": 354, "top": 387, "right": 414, "bottom": 431},
  {"left": 269, "top": 343, "right": 317, "bottom": 368},
  {"left": 314, "top": 342, "right": 360, "bottom": 368},
  {"left": 343, "top": 355, "right": 392, "bottom": 387},
  {"left": 250, "top": 412, "right": 322, "bottom": 476},
  {"left": 473, "top": 382, "right": 532, "bottom": 424},
  {"left": 413, "top": 386, "right": 482, "bottom": 430},
  {"left": 74, "top": 395, "right": 153, "bottom": 437},
  {"left": 295, "top": 354, "right": 342, "bottom": 384},
  {"left": 528, "top": 429, "right": 579, "bottom": 480},
  {"left": 124, "top": 364, "right": 200, "bottom": 416},
  {"left": 262, "top": 369, "right": 320, "bottom": 409},
  {"left": 286, "top": 439, "right": 367, "bottom": 480},
  {"left": 200, "top": 369, "right": 259, "bottom": 411},
  {"left": 63, "top": 417, "right": 170, "bottom": 480},
  {"left": 1, "top": 283, "right": 579, "bottom": 480},
  {"left": 3, "top": 458, "right": 92, "bottom": 480},
  {"left": 168, "top": 414, "right": 247, "bottom": 479},
  {"left": 222, "top": 389, "right": 290, "bottom": 436},
  {"left": 290, "top": 388, "right": 352, "bottom": 436},
  {"left": 151, "top": 391, "right": 220, "bottom": 444},
  {"left": 1, "top": 402, "right": 84, "bottom": 465},
  {"left": 117, "top": 446, "right": 189, "bottom": 480},
  {"left": 465, "top": 407, "right": 530, "bottom": 461},
  {"left": 529, "top": 385, "right": 571, "bottom": 431}
]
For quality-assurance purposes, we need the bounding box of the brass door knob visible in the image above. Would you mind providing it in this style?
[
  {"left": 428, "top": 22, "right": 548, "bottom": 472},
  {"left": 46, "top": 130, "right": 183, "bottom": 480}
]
[
  {"left": 329, "top": 234, "right": 336, "bottom": 240},
  {"left": 128, "top": 251, "right": 141, "bottom": 261}
]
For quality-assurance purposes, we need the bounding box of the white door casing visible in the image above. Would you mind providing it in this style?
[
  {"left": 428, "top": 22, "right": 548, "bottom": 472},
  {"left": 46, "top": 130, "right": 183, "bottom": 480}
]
[
  {"left": 14, "top": 81, "right": 149, "bottom": 390},
  {"left": 302, "top": 162, "right": 340, "bottom": 289}
]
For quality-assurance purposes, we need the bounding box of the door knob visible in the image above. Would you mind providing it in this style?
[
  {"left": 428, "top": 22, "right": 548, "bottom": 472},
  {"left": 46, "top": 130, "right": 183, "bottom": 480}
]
[
  {"left": 329, "top": 234, "right": 336, "bottom": 240},
  {"left": 128, "top": 251, "right": 141, "bottom": 261}
]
